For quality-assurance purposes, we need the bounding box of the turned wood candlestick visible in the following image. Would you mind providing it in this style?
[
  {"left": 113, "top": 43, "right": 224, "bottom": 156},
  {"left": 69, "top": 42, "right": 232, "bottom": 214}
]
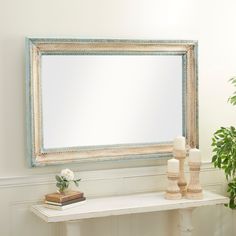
[
  {"left": 173, "top": 149, "right": 187, "bottom": 196},
  {"left": 186, "top": 162, "right": 203, "bottom": 199},
  {"left": 165, "top": 172, "right": 182, "bottom": 200}
]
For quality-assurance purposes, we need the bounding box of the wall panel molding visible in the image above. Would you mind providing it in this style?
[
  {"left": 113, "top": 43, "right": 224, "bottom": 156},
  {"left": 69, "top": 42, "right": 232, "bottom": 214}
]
[{"left": 0, "top": 161, "right": 220, "bottom": 188}]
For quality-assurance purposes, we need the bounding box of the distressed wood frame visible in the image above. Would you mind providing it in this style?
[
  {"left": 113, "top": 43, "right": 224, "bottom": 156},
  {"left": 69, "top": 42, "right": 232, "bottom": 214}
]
[{"left": 26, "top": 38, "right": 198, "bottom": 167}]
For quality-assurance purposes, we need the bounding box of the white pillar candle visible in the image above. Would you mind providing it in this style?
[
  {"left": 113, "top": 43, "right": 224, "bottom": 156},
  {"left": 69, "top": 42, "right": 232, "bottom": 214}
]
[
  {"left": 173, "top": 136, "right": 186, "bottom": 150},
  {"left": 167, "top": 158, "right": 179, "bottom": 173},
  {"left": 189, "top": 148, "right": 201, "bottom": 162}
]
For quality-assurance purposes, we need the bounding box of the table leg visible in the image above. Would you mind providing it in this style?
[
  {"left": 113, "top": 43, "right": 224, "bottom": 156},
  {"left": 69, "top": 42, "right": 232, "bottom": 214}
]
[
  {"left": 64, "top": 220, "right": 82, "bottom": 236},
  {"left": 178, "top": 208, "right": 194, "bottom": 236}
]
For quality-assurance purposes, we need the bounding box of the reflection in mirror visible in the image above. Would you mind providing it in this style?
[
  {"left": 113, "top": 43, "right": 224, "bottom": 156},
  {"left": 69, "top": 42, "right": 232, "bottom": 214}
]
[
  {"left": 26, "top": 39, "right": 198, "bottom": 166},
  {"left": 41, "top": 55, "right": 182, "bottom": 149}
]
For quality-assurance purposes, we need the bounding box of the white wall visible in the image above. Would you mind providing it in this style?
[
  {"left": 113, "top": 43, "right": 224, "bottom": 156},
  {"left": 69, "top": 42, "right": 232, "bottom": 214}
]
[{"left": 0, "top": 0, "right": 236, "bottom": 235}]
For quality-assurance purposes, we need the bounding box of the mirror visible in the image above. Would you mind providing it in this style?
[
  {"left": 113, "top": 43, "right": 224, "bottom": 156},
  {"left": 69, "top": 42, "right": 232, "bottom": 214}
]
[
  {"left": 41, "top": 54, "right": 183, "bottom": 148},
  {"left": 26, "top": 39, "right": 198, "bottom": 166}
]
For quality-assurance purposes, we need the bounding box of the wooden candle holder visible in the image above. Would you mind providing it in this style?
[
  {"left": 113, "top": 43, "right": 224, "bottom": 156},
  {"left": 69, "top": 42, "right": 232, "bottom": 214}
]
[
  {"left": 186, "top": 162, "right": 203, "bottom": 199},
  {"left": 165, "top": 172, "right": 182, "bottom": 200},
  {"left": 173, "top": 149, "right": 187, "bottom": 196}
]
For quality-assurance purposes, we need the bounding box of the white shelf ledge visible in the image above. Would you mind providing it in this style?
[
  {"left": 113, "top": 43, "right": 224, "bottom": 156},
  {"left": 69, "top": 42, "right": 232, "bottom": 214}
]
[{"left": 31, "top": 191, "right": 228, "bottom": 223}]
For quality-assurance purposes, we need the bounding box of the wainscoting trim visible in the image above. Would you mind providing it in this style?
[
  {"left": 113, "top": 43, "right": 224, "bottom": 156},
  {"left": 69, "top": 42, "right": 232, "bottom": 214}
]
[{"left": 0, "top": 161, "right": 216, "bottom": 188}]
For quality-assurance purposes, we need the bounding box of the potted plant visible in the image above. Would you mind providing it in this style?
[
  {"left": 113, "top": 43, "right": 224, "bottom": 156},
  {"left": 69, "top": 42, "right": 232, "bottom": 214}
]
[
  {"left": 55, "top": 168, "right": 81, "bottom": 193},
  {"left": 212, "top": 77, "right": 236, "bottom": 208}
]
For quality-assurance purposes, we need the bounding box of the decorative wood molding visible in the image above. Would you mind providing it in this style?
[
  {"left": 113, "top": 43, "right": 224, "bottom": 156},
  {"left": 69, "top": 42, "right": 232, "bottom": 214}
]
[{"left": 0, "top": 161, "right": 220, "bottom": 188}]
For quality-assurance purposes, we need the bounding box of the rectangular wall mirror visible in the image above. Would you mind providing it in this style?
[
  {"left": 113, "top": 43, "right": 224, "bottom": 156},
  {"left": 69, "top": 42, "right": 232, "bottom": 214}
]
[{"left": 26, "top": 39, "right": 198, "bottom": 166}]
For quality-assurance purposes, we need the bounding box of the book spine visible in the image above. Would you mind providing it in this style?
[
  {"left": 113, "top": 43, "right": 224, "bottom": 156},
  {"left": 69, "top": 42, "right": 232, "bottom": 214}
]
[
  {"left": 45, "top": 197, "right": 86, "bottom": 206},
  {"left": 45, "top": 192, "right": 84, "bottom": 203},
  {"left": 44, "top": 200, "right": 86, "bottom": 210}
]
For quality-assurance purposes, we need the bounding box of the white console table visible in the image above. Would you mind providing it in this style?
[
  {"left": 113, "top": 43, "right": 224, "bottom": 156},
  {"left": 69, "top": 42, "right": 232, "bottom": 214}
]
[{"left": 31, "top": 191, "right": 228, "bottom": 236}]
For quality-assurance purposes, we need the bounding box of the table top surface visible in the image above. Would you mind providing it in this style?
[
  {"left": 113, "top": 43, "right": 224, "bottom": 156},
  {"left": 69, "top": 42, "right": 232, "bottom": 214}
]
[{"left": 31, "top": 191, "right": 228, "bottom": 223}]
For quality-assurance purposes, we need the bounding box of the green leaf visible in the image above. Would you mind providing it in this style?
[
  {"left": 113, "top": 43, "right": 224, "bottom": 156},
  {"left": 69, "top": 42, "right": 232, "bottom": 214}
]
[
  {"left": 228, "top": 77, "right": 236, "bottom": 106},
  {"left": 212, "top": 125, "right": 236, "bottom": 196},
  {"left": 55, "top": 175, "right": 62, "bottom": 182}
]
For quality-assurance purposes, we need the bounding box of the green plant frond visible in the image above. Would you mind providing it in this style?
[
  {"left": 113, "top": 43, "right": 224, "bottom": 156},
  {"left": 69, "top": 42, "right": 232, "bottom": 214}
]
[
  {"left": 56, "top": 174, "right": 81, "bottom": 193},
  {"left": 229, "top": 77, "right": 236, "bottom": 84},
  {"left": 212, "top": 126, "right": 236, "bottom": 180},
  {"left": 55, "top": 175, "right": 62, "bottom": 182},
  {"left": 212, "top": 155, "right": 217, "bottom": 163},
  {"left": 227, "top": 179, "right": 236, "bottom": 209},
  {"left": 61, "top": 176, "right": 68, "bottom": 182},
  {"left": 228, "top": 77, "right": 236, "bottom": 106}
]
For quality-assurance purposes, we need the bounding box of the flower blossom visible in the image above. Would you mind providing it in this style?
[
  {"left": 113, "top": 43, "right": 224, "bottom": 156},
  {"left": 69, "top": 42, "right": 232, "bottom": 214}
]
[{"left": 60, "top": 168, "right": 75, "bottom": 181}]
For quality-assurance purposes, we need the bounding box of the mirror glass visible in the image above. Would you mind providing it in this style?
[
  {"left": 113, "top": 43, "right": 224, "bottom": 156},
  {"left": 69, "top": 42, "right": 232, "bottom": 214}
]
[{"left": 41, "top": 55, "right": 183, "bottom": 149}]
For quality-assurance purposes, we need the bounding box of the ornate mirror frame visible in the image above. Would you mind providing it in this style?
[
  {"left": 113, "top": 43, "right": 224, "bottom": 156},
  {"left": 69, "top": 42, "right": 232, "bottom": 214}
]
[{"left": 26, "top": 38, "right": 198, "bottom": 167}]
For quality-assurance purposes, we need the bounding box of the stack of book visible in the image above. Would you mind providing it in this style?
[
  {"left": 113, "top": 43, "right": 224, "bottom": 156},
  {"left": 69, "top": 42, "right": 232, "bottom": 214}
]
[{"left": 44, "top": 191, "right": 86, "bottom": 210}]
